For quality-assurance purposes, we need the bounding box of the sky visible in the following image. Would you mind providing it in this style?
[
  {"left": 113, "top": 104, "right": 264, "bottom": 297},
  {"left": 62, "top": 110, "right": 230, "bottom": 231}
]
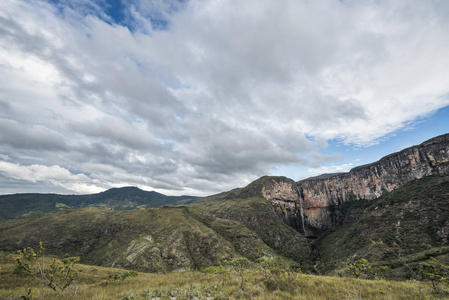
[{"left": 0, "top": 0, "right": 448, "bottom": 196}]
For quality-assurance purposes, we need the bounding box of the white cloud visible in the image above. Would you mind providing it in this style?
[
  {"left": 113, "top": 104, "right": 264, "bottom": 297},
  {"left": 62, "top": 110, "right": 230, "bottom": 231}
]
[
  {"left": 0, "top": 161, "right": 102, "bottom": 193},
  {"left": 0, "top": 0, "right": 448, "bottom": 195}
]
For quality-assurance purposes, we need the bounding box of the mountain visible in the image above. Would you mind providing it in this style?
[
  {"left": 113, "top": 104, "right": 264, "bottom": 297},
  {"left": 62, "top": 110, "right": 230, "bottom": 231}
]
[
  {"left": 1, "top": 133, "right": 449, "bottom": 278},
  {"left": 253, "top": 133, "right": 449, "bottom": 278},
  {"left": 0, "top": 180, "right": 312, "bottom": 272},
  {"left": 0, "top": 186, "right": 197, "bottom": 221},
  {"left": 267, "top": 133, "right": 449, "bottom": 237}
]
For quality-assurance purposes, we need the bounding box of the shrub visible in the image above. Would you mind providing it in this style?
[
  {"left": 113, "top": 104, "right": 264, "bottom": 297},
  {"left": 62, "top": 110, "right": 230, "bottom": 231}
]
[
  {"left": 257, "top": 257, "right": 300, "bottom": 293},
  {"left": 108, "top": 271, "right": 138, "bottom": 282},
  {"left": 14, "top": 242, "right": 79, "bottom": 299},
  {"left": 420, "top": 258, "right": 449, "bottom": 293},
  {"left": 348, "top": 258, "right": 377, "bottom": 280}
]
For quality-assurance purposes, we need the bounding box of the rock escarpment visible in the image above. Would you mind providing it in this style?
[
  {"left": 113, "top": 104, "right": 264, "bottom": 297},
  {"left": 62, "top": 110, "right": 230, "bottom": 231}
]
[
  {"left": 261, "top": 177, "right": 308, "bottom": 235},
  {"left": 262, "top": 134, "right": 449, "bottom": 237}
]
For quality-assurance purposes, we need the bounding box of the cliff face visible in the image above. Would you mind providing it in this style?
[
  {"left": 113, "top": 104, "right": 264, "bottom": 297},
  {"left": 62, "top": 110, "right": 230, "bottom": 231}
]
[
  {"left": 299, "top": 134, "right": 449, "bottom": 235},
  {"left": 261, "top": 178, "right": 307, "bottom": 235},
  {"left": 261, "top": 134, "right": 449, "bottom": 237}
]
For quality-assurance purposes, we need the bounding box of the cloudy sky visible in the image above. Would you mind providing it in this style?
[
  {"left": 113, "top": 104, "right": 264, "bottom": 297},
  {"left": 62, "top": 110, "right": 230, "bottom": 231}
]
[{"left": 0, "top": 0, "right": 448, "bottom": 196}]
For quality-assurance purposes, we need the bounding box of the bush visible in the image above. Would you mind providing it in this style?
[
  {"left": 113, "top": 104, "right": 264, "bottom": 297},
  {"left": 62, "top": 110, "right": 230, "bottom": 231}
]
[
  {"left": 108, "top": 271, "right": 138, "bottom": 282},
  {"left": 14, "top": 242, "right": 80, "bottom": 299},
  {"left": 347, "top": 258, "right": 377, "bottom": 280},
  {"left": 420, "top": 258, "right": 449, "bottom": 293},
  {"left": 257, "top": 257, "right": 300, "bottom": 293}
]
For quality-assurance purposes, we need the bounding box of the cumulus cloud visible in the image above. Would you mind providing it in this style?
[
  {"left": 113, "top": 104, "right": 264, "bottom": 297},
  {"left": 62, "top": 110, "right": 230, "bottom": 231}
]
[
  {"left": 0, "top": 0, "right": 448, "bottom": 195},
  {"left": 0, "top": 161, "right": 102, "bottom": 193}
]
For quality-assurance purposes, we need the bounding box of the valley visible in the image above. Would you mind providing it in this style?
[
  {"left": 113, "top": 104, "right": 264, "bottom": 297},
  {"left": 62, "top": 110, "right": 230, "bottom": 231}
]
[{"left": 1, "top": 133, "right": 449, "bottom": 299}]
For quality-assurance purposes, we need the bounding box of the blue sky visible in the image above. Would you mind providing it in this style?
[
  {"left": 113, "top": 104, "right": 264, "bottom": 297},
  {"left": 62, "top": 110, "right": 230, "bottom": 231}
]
[
  {"left": 0, "top": 0, "right": 448, "bottom": 196},
  {"left": 286, "top": 106, "right": 449, "bottom": 181}
]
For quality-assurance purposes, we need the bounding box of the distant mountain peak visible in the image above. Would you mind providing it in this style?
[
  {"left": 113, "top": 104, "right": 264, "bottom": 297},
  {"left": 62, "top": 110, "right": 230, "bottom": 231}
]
[
  {"left": 0, "top": 185, "right": 197, "bottom": 221},
  {"left": 105, "top": 186, "right": 145, "bottom": 192}
]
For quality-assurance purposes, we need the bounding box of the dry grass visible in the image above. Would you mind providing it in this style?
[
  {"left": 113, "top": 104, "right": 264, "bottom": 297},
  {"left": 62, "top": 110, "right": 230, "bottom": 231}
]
[{"left": 0, "top": 251, "right": 446, "bottom": 300}]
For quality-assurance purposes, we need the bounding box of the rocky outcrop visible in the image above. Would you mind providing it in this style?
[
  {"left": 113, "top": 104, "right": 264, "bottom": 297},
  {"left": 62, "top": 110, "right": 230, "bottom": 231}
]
[
  {"left": 299, "top": 133, "right": 449, "bottom": 236},
  {"left": 261, "top": 134, "right": 449, "bottom": 237},
  {"left": 261, "top": 177, "right": 308, "bottom": 235}
]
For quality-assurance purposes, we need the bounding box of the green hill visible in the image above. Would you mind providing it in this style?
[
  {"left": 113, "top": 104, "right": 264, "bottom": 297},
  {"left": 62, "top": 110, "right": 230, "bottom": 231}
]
[
  {"left": 0, "top": 181, "right": 312, "bottom": 273},
  {"left": 2, "top": 174, "right": 449, "bottom": 280},
  {"left": 315, "top": 174, "right": 449, "bottom": 278},
  {"left": 0, "top": 186, "right": 197, "bottom": 221}
]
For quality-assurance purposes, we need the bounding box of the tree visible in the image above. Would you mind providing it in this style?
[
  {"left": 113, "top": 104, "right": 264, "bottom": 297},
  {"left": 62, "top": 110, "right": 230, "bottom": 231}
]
[
  {"left": 226, "top": 257, "right": 252, "bottom": 290},
  {"left": 348, "top": 258, "right": 377, "bottom": 280},
  {"left": 420, "top": 258, "right": 449, "bottom": 293},
  {"left": 15, "top": 242, "right": 79, "bottom": 299},
  {"left": 345, "top": 258, "right": 377, "bottom": 300},
  {"left": 257, "top": 257, "right": 300, "bottom": 293}
]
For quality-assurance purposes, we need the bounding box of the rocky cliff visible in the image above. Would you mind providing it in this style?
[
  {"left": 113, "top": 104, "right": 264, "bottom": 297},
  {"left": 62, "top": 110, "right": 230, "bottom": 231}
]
[
  {"left": 261, "top": 177, "right": 307, "bottom": 234},
  {"left": 261, "top": 134, "right": 449, "bottom": 237}
]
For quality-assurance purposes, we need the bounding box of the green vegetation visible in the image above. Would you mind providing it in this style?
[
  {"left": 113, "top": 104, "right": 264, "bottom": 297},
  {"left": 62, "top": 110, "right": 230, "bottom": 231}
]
[
  {"left": 2, "top": 173, "right": 449, "bottom": 298},
  {"left": 0, "top": 187, "right": 197, "bottom": 221},
  {"left": 420, "top": 258, "right": 449, "bottom": 293},
  {"left": 0, "top": 187, "right": 311, "bottom": 273},
  {"left": 0, "top": 206, "right": 234, "bottom": 273},
  {"left": 188, "top": 195, "right": 312, "bottom": 268},
  {"left": 315, "top": 175, "right": 449, "bottom": 279},
  {"left": 14, "top": 242, "right": 80, "bottom": 299},
  {"left": 347, "top": 258, "right": 377, "bottom": 280},
  {"left": 1, "top": 251, "right": 446, "bottom": 299}
]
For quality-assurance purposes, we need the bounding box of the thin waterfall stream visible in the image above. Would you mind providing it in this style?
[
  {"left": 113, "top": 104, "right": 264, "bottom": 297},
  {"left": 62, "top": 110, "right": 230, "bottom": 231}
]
[{"left": 295, "top": 186, "right": 307, "bottom": 236}]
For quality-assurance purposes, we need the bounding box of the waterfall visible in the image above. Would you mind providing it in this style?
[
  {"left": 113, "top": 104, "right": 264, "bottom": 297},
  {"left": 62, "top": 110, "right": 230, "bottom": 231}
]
[{"left": 296, "top": 185, "right": 307, "bottom": 236}]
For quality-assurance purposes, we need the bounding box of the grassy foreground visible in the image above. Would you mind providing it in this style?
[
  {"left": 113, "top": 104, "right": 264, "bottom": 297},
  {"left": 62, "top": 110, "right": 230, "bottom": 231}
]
[{"left": 0, "top": 252, "right": 446, "bottom": 300}]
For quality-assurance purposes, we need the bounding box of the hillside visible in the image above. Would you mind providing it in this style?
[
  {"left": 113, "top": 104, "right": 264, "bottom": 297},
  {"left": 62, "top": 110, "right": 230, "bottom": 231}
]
[
  {"left": 315, "top": 174, "right": 449, "bottom": 278},
  {"left": 0, "top": 183, "right": 312, "bottom": 273},
  {"left": 2, "top": 168, "right": 449, "bottom": 279},
  {"left": 0, "top": 186, "right": 197, "bottom": 221},
  {"left": 1, "top": 134, "right": 449, "bottom": 282}
]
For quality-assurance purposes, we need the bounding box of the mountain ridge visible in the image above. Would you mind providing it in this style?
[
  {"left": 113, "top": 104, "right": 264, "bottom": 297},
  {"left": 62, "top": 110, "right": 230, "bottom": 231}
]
[
  {"left": 0, "top": 193, "right": 312, "bottom": 273},
  {"left": 0, "top": 186, "right": 198, "bottom": 221},
  {"left": 1, "top": 133, "right": 449, "bottom": 278},
  {"left": 288, "top": 133, "right": 449, "bottom": 236},
  {"left": 299, "top": 133, "right": 449, "bottom": 183}
]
